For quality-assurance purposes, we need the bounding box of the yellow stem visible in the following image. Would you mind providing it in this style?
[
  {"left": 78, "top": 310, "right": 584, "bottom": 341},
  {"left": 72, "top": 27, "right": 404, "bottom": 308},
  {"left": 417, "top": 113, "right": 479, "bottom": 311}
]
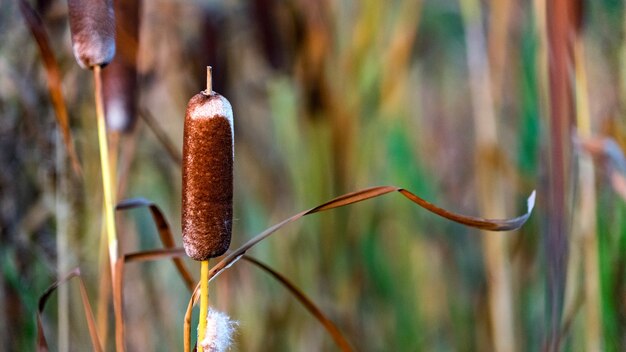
[
  {"left": 94, "top": 65, "right": 118, "bottom": 279},
  {"left": 198, "top": 260, "right": 209, "bottom": 352}
]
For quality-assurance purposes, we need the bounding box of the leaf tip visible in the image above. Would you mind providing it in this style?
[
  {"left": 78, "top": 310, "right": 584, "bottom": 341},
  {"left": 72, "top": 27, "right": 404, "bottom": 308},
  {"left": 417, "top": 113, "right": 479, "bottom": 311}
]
[{"left": 527, "top": 191, "right": 537, "bottom": 212}]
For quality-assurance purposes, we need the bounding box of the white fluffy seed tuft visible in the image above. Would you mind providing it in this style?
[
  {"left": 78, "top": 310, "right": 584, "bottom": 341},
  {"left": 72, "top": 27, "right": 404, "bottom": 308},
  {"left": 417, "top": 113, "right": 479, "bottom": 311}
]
[{"left": 199, "top": 308, "right": 238, "bottom": 352}]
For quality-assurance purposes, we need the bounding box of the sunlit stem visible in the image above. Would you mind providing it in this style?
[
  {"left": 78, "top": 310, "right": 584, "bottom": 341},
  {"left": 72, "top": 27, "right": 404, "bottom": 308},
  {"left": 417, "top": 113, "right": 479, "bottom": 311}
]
[
  {"left": 94, "top": 65, "right": 118, "bottom": 281},
  {"left": 198, "top": 260, "right": 209, "bottom": 352}
]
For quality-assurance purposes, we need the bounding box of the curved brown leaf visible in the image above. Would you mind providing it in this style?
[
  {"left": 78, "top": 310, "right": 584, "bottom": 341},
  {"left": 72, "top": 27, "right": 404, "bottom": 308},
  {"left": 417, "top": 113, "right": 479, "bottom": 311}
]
[
  {"left": 209, "top": 186, "right": 536, "bottom": 280},
  {"left": 242, "top": 255, "right": 353, "bottom": 351},
  {"left": 37, "top": 268, "right": 102, "bottom": 352},
  {"left": 18, "top": 0, "right": 82, "bottom": 176}
]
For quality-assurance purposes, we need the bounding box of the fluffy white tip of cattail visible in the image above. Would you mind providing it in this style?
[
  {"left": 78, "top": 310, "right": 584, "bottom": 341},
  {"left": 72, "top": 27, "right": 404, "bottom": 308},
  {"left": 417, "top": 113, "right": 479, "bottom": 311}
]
[{"left": 200, "top": 308, "right": 238, "bottom": 352}]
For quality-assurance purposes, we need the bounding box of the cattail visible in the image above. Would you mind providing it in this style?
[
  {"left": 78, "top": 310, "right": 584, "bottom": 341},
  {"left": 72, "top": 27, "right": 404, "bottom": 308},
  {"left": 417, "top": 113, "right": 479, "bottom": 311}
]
[
  {"left": 67, "top": 0, "right": 116, "bottom": 69},
  {"left": 102, "top": 0, "right": 141, "bottom": 131},
  {"left": 182, "top": 68, "right": 234, "bottom": 261}
]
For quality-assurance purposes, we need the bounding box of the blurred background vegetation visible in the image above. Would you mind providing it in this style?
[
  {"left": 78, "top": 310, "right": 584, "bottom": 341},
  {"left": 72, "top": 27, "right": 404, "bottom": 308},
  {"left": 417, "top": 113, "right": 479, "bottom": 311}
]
[{"left": 1, "top": 0, "right": 625, "bottom": 350}]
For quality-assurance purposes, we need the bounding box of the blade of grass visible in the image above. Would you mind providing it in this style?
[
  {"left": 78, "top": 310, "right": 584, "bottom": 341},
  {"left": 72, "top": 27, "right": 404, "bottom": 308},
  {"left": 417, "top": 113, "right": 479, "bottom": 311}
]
[
  {"left": 37, "top": 268, "right": 102, "bottom": 352},
  {"left": 242, "top": 255, "right": 353, "bottom": 351},
  {"left": 17, "top": 0, "right": 82, "bottom": 177}
]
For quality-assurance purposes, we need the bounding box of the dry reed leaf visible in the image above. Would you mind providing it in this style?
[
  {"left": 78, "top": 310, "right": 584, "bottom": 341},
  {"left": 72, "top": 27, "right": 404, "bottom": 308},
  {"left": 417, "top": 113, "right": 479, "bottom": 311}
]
[
  {"left": 17, "top": 0, "right": 82, "bottom": 177},
  {"left": 209, "top": 186, "right": 536, "bottom": 280},
  {"left": 37, "top": 268, "right": 102, "bottom": 352},
  {"left": 116, "top": 198, "right": 195, "bottom": 290},
  {"left": 242, "top": 255, "right": 353, "bottom": 352}
]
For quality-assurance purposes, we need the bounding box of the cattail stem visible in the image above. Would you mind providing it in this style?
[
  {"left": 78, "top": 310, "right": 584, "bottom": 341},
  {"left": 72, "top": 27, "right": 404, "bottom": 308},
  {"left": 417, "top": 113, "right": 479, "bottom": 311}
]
[
  {"left": 198, "top": 260, "right": 209, "bottom": 352},
  {"left": 94, "top": 65, "right": 118, "bottom": 281}
]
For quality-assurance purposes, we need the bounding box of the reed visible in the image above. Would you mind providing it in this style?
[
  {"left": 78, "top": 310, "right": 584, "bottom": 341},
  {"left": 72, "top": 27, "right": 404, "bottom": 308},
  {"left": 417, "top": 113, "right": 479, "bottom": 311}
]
[{"left": 459, "top": 0, "right": 516, "bottom": 350}]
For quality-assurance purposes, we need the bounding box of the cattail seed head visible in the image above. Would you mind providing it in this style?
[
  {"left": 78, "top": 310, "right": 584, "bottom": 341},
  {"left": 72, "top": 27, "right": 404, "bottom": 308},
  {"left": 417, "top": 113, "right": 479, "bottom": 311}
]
[
  {"left": 67, "top": 0, "right": 116, "bottom": 69},
  {"left": 102, "top": 0, "right": 140, "bottom": 132},
  {"left": 182, "top": 90, "right": 234, "bottom": 261}
]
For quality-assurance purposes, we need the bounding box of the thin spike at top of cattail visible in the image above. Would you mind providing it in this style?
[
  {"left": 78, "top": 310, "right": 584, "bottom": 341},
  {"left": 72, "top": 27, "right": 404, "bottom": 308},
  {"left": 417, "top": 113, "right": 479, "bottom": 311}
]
[
  {"left": 67, "top": 0, "right": 116, "bottom": 69},
  {"left": 205, "top": 66, "right": 213, "bottom": 95}
]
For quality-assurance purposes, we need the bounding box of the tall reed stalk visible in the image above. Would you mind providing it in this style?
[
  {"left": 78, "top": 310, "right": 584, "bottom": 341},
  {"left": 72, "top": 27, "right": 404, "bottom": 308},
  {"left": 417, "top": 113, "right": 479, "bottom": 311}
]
[
  {"left": 545, "top": 0, "right": 575, "bottom": 349},
  {"left": 460, "top": 0, "right": 516, "bottom": 350}
]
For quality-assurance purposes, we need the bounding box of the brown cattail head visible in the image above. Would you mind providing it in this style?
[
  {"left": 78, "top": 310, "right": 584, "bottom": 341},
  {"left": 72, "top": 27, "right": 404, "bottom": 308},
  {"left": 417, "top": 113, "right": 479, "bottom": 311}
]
[
  {"left": 182, "top": 86, "right": 234, "bottom": 261},
  {"left": 102, "top": 0, "right": 141, "bottom": 131},
  {"left": 67, "top": 0, "right": 116, "bottom": 69}
]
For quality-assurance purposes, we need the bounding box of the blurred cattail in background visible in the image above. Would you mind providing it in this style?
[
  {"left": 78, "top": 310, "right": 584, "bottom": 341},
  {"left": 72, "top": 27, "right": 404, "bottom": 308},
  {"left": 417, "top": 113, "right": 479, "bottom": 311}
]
[
  {"left": 67, "top": 0, "right": 115, "bottom": 69},
  {"left": 102, "top": 0, "right": 141, "bottom": 132}
]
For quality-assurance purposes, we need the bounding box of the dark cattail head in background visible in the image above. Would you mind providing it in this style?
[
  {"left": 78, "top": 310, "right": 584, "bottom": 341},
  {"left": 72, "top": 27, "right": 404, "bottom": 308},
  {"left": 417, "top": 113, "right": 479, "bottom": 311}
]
[
  {"left": 182, "top": 90, "right": 234, "bottom": 261},
  {"left": 67, "top": 0, "right": 115, "bottom": 69},
  {"left": 102, "top": 0, "right": 141, "bottom": 132}
]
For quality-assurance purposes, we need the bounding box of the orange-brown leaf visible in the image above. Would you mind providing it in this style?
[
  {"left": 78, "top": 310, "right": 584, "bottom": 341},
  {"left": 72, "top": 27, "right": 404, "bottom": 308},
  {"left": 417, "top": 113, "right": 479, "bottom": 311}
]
[{"left": 18, "top": 0, "right": 82, "bottom": 176}]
